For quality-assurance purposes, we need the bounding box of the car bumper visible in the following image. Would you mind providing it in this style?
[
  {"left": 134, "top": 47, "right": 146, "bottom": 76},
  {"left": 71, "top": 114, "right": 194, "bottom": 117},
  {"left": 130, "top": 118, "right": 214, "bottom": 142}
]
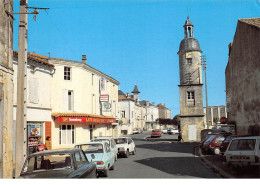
[
  {"left": 226, "top": 161, "right": 260, "bottom": 166},
  {"left": 96, "top": 164, "right": 107, "bottom": 172}
]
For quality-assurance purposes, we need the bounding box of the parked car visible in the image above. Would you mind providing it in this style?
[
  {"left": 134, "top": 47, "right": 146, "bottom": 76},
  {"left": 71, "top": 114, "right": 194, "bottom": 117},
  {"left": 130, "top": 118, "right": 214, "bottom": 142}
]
[
  {"left": 19, "top": 148, "right": 97, "bottom": 178},
  {"left": 203, "top": 134, "right": 228, "bottom": 155},
  {"left": 161, "top": 128, "right": 168, "bottom": 134},
  {"left": 75, "top": 142, "right": 115, "bottom": 177},
  {"left": 151, "top": 129, "right": 162, "bottom": 138},
  {"left": 91, "top": 137, "right": 118, "bottom": 161},
  {"left": 220, "top": 135, "right": 250, "bottom": 154},
  {"left": 132, "top": 128, "right": 139, "bottom": 134},
  {"left": 167, "top": 128, "right": 179, "bottom": 135},
  {"left": 224, "top": 136, "right": 260, "bottom": 167},
  {"left": 115, "top": 137, "right": 136, "bottom": 158}
]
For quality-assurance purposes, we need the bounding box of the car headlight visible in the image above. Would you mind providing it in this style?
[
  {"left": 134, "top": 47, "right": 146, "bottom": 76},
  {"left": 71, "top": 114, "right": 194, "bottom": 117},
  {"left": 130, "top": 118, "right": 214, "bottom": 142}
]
[{"left": 120, "top": 147, "right": 125, "bottom": 151}]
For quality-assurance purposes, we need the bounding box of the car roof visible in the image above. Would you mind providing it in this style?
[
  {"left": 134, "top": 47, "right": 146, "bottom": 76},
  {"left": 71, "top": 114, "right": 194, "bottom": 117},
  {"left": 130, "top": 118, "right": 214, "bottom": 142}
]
[
  {"left": 92, "top": 137, "right": 114, "bottom": 140},
  {"left": 116, "top": 137, "right": 130, "bottom": 139},
  {"left": 28, "top": 148, "right": 81, "bottom": 157},
  {"left": 231, "top": 136, "right": 260, "bottom": 140},
  {"left": 75, "top": 141, "right": 106, "bottom": 146}
]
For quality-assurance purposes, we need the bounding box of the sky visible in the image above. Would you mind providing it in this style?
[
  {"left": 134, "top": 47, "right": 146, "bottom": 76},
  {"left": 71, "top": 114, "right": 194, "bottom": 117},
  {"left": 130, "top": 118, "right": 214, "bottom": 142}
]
[{"left": 13, "top": 0, "right": 260, "bottom": 117}]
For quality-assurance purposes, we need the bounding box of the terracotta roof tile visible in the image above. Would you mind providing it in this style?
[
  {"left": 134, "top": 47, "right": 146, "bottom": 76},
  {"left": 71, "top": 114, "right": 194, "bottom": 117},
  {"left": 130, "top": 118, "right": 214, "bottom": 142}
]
[
  {"left": 13, "top": 51, "right": 54, "bottom": 67},
  {"left": 239, "top": 17, "right": 260, "bottom": 28}
]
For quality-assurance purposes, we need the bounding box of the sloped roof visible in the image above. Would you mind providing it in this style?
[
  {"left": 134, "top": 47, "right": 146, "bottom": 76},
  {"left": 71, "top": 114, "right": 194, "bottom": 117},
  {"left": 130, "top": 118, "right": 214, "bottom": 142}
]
[
  {"left": 118, "top": 90, "right": 126, "bottom": 96},
  {"left": 239, "top": 17, "right": 260, "bottom": 28},
  {"left": 13, "top": 51, "right": 54, "bottom": 67},
  {"left": 132, "top": 84, "right": 140, "bottom": 93}
]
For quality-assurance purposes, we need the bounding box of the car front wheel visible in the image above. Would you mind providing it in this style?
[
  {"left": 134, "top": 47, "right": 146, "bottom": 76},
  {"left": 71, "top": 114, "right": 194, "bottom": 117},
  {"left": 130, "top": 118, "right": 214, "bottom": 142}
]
[
  {"left": 125, "top": 150, "right": 129, "bottom": 158},
  {"left": 132, "top": 148, "right": 136, "bottom": 155}
]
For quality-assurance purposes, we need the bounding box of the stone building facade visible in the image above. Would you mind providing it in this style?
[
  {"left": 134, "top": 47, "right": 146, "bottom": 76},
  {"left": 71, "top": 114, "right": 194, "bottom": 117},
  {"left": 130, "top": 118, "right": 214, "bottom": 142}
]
[
  {"left": 225, "top": 18, "right": 260, "bottom": 135},
  {"left": 0, "top": 0, "right": 14, "bottom": 178},
  {"left": 157, "top": 103, "right": 171, "bottom": 119},
  {"left": 177, "top": 17, "right": 204, "bottom": 142}
]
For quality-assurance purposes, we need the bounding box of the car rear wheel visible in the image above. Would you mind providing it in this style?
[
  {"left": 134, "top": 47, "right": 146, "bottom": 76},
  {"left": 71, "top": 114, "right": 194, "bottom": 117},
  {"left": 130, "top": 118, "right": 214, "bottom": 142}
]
[
  {"left": 132, "top": 148, "right": 136, "bottom": 155},
  {"left": 125, "top": 150, "right": 129, "bottom": 158},
  {"left": 214, "top": 147, "right": 220, "bottom": 155},
  {"left": 103, "top": 169, "right": 109, "bottom": 177},
  {"left": 110, "top": 163, "right": 115, "bottom": 170}
]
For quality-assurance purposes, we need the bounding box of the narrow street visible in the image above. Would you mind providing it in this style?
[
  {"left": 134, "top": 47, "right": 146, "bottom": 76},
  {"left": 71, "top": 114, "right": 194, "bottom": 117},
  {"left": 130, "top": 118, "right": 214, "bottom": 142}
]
[{"left": 107, "top": 132, "right": 218, "bottom": 178}]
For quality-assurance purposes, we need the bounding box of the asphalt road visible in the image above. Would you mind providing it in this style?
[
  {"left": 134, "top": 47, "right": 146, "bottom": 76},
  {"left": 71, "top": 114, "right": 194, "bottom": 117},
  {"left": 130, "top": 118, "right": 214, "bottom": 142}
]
[{"left": 106, "top": 132, "right": 219, "bottom": 178}]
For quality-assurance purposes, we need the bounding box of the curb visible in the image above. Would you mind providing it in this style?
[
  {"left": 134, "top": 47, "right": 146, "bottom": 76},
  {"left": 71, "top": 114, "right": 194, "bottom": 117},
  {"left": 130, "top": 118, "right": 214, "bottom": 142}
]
[{"left": 200, "top": 157, "right": 235, "bottom": 178}]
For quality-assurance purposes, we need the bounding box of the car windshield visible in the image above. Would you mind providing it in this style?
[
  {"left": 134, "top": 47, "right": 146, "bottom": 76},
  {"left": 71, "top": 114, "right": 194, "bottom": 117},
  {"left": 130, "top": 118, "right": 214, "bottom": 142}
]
[
  {"left": 115, "top": 138, "right": 127, "bottom": 144},
  {"left": 22, "top": 154, "right": 72, "bottom": 174},
  {"left": 229, "top": 139, "right": 256, "bottom": 151},
  {"left": 152, "top": 130, "right": 160, "bottom": 132},
  {"left": 80, "top": 144, "right": 103, "bottom": 153}
]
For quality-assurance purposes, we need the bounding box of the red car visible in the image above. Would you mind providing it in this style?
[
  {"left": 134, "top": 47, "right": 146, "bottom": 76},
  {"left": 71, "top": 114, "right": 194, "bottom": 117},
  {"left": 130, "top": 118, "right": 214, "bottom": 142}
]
[
  {"left": 203, "top": 134, "right": 231, "bottom": 155},
  {"left": 151, "top": 129, "right": 162, "bottom": 138}
]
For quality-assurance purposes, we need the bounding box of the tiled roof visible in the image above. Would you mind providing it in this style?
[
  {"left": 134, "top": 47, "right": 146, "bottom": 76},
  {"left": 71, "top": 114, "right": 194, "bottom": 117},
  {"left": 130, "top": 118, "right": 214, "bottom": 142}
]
[
  {"left": 52, "top": 112, "right": 115, "bottom": 119},
  {"left": 118, "top": 90, "right": 126, "bottom": 96},
  {"left": 239, "top": 17, "right": 260, "bottom": 28},
  {"left": 13, "top": 51, "right": 54, "bottom": 67}
]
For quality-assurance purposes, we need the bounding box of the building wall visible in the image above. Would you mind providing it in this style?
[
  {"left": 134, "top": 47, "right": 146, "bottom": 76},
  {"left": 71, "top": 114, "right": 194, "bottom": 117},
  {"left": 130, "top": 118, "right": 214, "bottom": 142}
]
[
  {"left": 0, "top": 0, "right": 14, "bottom": 178},
  {"left": 225, "top": 19, "right": 260, "bottom": 135},
  {"left": 119, "top": 100, "right": 135, "bottom": 134},
  {"left": 50, "top": 59, "right": 119, "bottom": 148},
  {"left": 178, "top": 49, "right": 204, "bottom": 142}
]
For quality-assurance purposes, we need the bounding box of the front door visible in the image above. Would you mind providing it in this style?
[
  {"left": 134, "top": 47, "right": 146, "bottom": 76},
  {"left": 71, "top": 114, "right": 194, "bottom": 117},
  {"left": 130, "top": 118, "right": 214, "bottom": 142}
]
[{"left": 188, "top": 125, "right": 197, "bottom": 141}]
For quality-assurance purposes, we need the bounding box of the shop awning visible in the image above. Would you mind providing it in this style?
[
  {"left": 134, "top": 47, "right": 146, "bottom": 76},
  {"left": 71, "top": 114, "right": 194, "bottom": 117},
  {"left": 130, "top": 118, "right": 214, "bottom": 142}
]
[{"left": 52, "top": 112, "right": 116, "bottom": 124}]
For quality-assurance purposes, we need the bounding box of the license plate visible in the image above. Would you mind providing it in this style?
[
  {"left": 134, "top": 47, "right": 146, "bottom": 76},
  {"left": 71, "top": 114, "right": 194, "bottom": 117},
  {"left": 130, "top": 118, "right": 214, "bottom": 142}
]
[{"left": 231, "top": 156, "right": 249, "bottom": 160}]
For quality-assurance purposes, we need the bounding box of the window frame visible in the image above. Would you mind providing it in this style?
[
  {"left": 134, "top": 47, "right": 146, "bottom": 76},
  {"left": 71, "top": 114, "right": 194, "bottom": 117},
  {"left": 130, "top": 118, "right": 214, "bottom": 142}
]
[
  {"left": 59, "top": 124, "right": 75, "bottom": 145},
  {"left": 187, "top": 91, "right": 195, "bottom": 100},
  {"left": 64, "top": 66, "right": 71, "bottom": 81}
]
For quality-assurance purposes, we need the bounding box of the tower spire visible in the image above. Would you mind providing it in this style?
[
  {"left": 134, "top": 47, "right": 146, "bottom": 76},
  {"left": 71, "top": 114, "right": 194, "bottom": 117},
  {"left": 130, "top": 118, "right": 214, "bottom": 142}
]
[{"left": 183, "top": 17, "right": 194, "bottom": 38}]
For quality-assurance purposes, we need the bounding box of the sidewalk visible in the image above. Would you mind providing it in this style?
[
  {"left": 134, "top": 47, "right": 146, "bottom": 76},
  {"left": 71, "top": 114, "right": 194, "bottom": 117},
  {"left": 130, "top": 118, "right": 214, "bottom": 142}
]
[{"left": 197, "top": 151, "right": 260, "bottom": 178}]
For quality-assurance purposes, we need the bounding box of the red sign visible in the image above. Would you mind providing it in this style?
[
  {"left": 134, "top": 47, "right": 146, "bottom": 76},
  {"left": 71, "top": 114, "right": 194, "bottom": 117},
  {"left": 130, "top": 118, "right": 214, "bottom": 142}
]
[
  {"left": 100, "top": 94, "right": 109, "bottom": 102},
  {"left": 57, "top": 117, "right": 115, "bottom": 124}
]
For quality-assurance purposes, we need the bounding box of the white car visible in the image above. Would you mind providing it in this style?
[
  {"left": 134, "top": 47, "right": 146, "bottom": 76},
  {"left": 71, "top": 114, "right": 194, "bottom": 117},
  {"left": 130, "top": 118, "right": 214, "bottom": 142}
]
[
  {"left": 167, "top": 128, "right": 179, "bottom": 135},
  {"left": 224, "top": 136, "right": 260, "bottom": 167},
  {"left": 132, "top": 128, "right": 139, "bottom": 134},
  {"left": 91, "top": 137, "right": 118, "bottom": 161},
  {"left": 115, "top": 137, "right": 136, "bottom": 158},
  {"left": 162, "top": 128, "right": 168, "bottom": 134}
]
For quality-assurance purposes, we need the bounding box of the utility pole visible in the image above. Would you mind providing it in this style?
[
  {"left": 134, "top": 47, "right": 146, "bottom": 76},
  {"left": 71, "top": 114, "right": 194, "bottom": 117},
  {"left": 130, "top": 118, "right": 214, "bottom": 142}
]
[
  {"left": 15, "top": 0, "right": 28, "bottom": 178},
  {"left": 201, "top": 55, "right": 209, "bottom": 129}
]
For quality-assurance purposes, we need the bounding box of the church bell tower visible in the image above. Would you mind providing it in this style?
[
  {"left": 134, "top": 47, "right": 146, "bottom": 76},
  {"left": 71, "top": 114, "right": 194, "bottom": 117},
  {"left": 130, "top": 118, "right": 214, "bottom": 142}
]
[{"left": 177, "top": 17, "right": 204, "bottom": 142}]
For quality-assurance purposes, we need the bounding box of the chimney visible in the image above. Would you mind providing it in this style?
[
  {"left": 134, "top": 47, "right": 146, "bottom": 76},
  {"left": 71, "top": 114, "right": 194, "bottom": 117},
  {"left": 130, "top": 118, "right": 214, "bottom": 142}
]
[
  {"left": 159, "top": 103, "right": 162, "bottom": 108},
  {"left": 127, "top": 93, "right": 130, "bottom": 98},
  {"left": 82, "top": 55, "right": 87, "bottom": 64},
  {"left": 164, "top": 104, "right": 165, "bottom": 107}
]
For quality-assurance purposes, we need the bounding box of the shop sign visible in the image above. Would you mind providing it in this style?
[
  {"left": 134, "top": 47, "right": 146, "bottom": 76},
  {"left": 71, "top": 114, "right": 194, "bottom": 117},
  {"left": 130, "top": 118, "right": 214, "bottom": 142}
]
[
  {"left": 102, "top": 102, "right": 111, "bottom": 112},
  {"left": 58, "top": 116, "right": 116, "bottom": 124},
  {"left": 100, "top": 94, "right": 109, "bottom": 102},
  {"left": 100, "top": 77, "right": 106, "bottom": 91}
]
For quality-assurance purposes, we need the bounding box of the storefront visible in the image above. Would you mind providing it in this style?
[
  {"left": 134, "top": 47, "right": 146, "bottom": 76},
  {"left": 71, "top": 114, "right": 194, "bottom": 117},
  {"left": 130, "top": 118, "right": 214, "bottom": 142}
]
[
  {"left": 27, "top": 122, "right": 44, "bottom": 154},
  {"left": 51, "top": 113, "right": 116, "bottom": 149}
]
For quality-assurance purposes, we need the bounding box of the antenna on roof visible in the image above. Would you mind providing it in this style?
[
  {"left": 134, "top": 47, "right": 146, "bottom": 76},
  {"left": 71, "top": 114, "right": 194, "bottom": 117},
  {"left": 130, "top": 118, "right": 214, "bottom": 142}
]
[{"left": 48, "top": 52, "right": 51, "bottom": 58}]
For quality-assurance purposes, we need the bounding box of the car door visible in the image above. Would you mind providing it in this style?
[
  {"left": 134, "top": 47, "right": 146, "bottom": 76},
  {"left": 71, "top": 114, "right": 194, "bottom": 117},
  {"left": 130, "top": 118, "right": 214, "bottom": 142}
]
[
  {"left": 69, "top": 151, "right": 96, "bottom": 178},
  {"left": 105, "top": 143, "right": 114, "bottom": 166}
]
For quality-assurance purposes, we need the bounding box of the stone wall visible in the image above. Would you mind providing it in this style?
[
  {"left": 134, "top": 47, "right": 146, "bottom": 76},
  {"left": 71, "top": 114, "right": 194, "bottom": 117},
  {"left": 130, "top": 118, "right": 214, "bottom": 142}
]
[
  {"left": 0, "top": 0, "right": 14, "bottom": 178},
  {"left": 225, "top": 19, "right": 260, "bottom": 136}
]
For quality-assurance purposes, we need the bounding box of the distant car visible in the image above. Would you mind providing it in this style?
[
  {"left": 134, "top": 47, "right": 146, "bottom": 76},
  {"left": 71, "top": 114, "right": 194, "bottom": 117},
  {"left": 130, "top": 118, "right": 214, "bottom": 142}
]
[
  {"left": 220, "top": 135, "right": 250, "bottom": 154},
  {"left": 91, "top": 137, "right": 118, "bottom": 161},
  {"left": 115, "top": 137, "right": 136, "bottom": 158},
  {"left": 75, "top": 142, "right": 115, "bottom": 177},
  {"left": 224, "top": 136, "right": 260, "bottom": 167},
  {"left": 167, "top": 128, "right": 179, "bottom": 135},
  {"left": 19, "top": 148, "right": 97, "bottom": 178},
  {"left": 162, "top": 128, "right": 168, "bottom": 134},
  {"left": 132, "top": 128, "right": 139, "bottom": 134},
  {"left": 151, "top": 129, "right": 162, "bottom": 138}
]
